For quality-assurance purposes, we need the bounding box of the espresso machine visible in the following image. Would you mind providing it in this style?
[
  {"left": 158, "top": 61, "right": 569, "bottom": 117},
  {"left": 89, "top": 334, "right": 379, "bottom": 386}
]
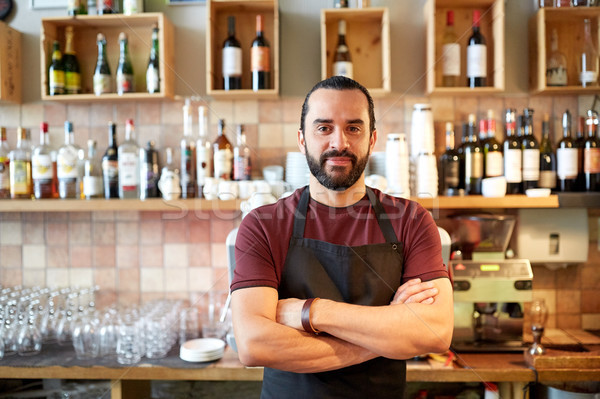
[{"left": 448, "top": 215, "right": 533, "bottom": 352}]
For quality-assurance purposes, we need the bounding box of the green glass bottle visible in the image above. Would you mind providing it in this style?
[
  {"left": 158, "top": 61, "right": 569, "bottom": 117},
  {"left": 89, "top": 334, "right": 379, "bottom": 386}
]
[
  {"left": 63, "top": 26, "right": 81, "bottom": 95},
  {"left": 93, "top": 33, "right": 112, "bottom": 95},
  {"left": 116, "top": 32, "right": 134, "bottom": 95},
  {"left": 146, "top": 25, "right": 160, "bottom": 94},
  {"left": 48, "top": 41, "right": 65, "bottom": 96}
]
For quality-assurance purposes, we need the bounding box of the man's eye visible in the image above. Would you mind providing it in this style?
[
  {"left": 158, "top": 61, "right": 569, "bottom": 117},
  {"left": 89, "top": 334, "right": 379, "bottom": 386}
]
[
  {"left": 317, "top": 126, "right": 330, "bottom": 133},
  {"left": 347, "top": 126, "right": 361, "bottom": 133}
]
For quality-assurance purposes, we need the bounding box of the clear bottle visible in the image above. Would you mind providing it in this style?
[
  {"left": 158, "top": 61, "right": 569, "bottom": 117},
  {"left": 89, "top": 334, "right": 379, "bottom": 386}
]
[
  {"left": 9, "top": 127, "right": 33, "bottom": 199},
  {"left": 118, "top": 119, "right": 140, "bottom": 199},
  {"left": 521, "top": 108, "right": 540, "bottom": 191},
  {"left": 83, "top": 140, "right": 104, "bottom": 199},
  {"left": 0, "top": 127, "right": 11, "bottom": 199},
  {"left": 116, "top": 32, "right": 134, "bottom": 95},
  {"left": 93, "top": 33, "right": 112, "bottom": 95},
  {"left": 333, "top": 20, "right": 353, "bottom": 79},
  {"left": 159, "top": 147, "right": 180, "bottom": 200},
  {"left": 546, "top": 28, "right": 567, "bottom": 87},
  {"left": 222, "top": 16, "right": 242, "bottom": 90},
  {"left": 463, "top": 114, "right": 483, "bottom": 195},
  {"left": 63, "top": 26, "right": 81, "bottom": 95},
  {"left": 32, "top": 122, "right": 56, "bottom": 199},
  {"left": 484, "top": 110, "right": 503, "bottom": 178},
  {"left": 539, "top": 114, "right": 557, "bottom": 190},
  {"left": 102, "top": 122, "right": 119, "bottom": 199},
  {"left": 439, "top": 122, "right": 460, "bottom": 196},
  {"left": 196, "top": 105, "right": 212, "bottom": 197},
  {"left": 48, "top": 41, "right": 65, "bottom": 96},
  {"left": 557, "top": 110, "right": 578, "bottom": 192},
  {"left": 251, "top": 15, "right": 271, "bottom": 91},
  {"left": 139, "top": 140, "right": 160, "bottom": 199},
  {"left": 583, "top": 110, "right": 600, "bottom": 191},
  {"left": 467, "top": 10, "right": 487, "bottom": 88},
  {"left": 146, "top": 24, "right": 160, "bottom": 94},
  {"left": 213, "top": 119, "right": 233, "bottom": 180},
  {"left": 180, "top": 99, "right": 196, "bottom": 199},
  {"left": 579, "top": 19, "right": 599, "bottom": 88},
  {"left": 441, "top": 10, "right": 460, "bottom": 87},
  {"left": 57, "top": 121, "right": 81, "bottom": 199},
  {"left": 233, "top": 124, "right": 252, "bottom": 181},
  {"left": 504, "top": 109, "right": 522, "bottom": 194}
]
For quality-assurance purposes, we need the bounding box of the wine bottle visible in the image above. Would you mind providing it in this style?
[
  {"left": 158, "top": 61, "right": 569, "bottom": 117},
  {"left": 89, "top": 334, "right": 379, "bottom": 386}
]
[
  {"left": 521, "top": 108, "right": 540, "bottom": 191},
  {"left": 93, "top": 33, "right": 112, "bottom": 95},
  {"left": 579, "top": 19, "right": 599, "bottom": 88},
  {"left": 49, "top": 41, "right": 65, "bottom": 96},
  {"left": 139, "top": 140, "right": 160, "bottom": 199},
  {"left": 442, "top": 10, "right": 460, "bottom": 87},
  {"left": 98, "top": 0, "right": 113, "bottom": 14},
  {"left": 484, "top": 111, "right": 503, "bottom": 178},
  {"left": 116, "top": 32, "right": 134, "bottom": 95},
  {"left": 463, "top": 114, "right": 483, "bottom": 195},
  {"left": 213, "top": 119, "right": 233, "bottom": 180},
  {"left": 63, "top": 26, "right": 81, "bottom": 95},
  {"left": 467, "top": 10, "right": 487, "bottom": 88},
  {"left": 57, "top": 121, "right": 81, "bottom": 199},
  {"left": 546, "top": 28, "right": 567, "bottom": 87},
  {"left": 180, "top": 99, "right": 196, "bottom": 198},
  {"left": 251, "top": 15, "right": 271, "bottom": 91},
  {"left": 196, "top": 106, "right": 212, "bottom": 197},
  {"left": 583, "top": 110, "right": 600, "bottom": 191},
  {"left": 539, "top": 114, "right": 556, "bottom": 190},
  {"left": 102, "top": 122, "right": 119, "bottom": 199},
  {"left": 32, "top": 122, "right": 56, "bottom": 199},
  {"left": 557, "top": 110, "right": 578, "bottom": 192},
  {"left": 457, "top": 122, "right": 468, "bottom": 191},
  {"left": 575, "top": 116, "right": 587, "bottom": 191},
  {"left": 83, "top": 140, "right": 104, "bottom": 199},
  {"left": 9, "top": 127, "right": 33, "bottom": 199},
  {"left": 503, "top": 108, "right": 522, "bottom": 194},
  {"left": 233, "top": 124, "right": 252, "bottom": 181},
  {"left": 118, "top": 119, "right": 140, "bottom": 199},
  {"left": 333, "top": 20, "right": 353, "bottom": 79},
  {"left": 67, "top": 0, "right": 86, "bottom": 16},
  {"left": 146, "top": 24, "right": 160, "bottom": 94},
  {"left": 439, "top": 122, "right": 460, "bottom": 196},
  {"left": 0, "top": 127, "right": 10, "bottom": 199},
  {"left": 222, "top": 16, "right": 242, "bottom": 91}
]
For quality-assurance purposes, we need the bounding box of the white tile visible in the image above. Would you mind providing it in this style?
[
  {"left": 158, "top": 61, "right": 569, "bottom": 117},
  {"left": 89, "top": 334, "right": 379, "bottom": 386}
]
[
  {"left": 93, "top": 211, "right": 115, "bottom": 221},
  {"left": 211, "top": 243, "right": 227, "bottom": 268},
  {"left": 0, "top": 222, "right": 22, "bottom": 245},
  {"left": 23, "top": 269, "right": 46, "bottom": 287},
  {"left": 0, "top": 104, "right": 20, "bottom": 127},
  {"left": 47, "top": 268, "right": 70, "bottom": 288},
  {"left": 164, "top": 244, "right": 189, "bottom": 268},
  {"left": 233, "top": 100, "right": 259, "bottom": 124},
  {"left": 70, "top": 268, "right": 93, "bottom": 287},
  {"left": 189, "top": 267, "right": 214, "bottom": 293},
  {"left": 115, "top": 211, "right": 140, "bottom": 221},
  {"left": 165, "top": 268, "right": 188, "bottom": 292},
  {"left": 258, "top": 123, "right": 284, "bottom": 149},
  {"left": 283, "top": 123, "right": 301, "bottom": 149},
  {"left": 141, "top": 267, "right": 165, "bottom": 292},
  {"left": 22, "top": 245, "right": 47, "bottom": 269},
  {"left": 208, "top": 101, "right": 234, "bottom": 126}
]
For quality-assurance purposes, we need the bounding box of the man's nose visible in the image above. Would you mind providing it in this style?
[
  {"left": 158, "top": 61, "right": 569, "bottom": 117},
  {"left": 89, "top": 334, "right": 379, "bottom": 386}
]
[{"left": 330, "top": 127, "right": 349, "bottom": 150}]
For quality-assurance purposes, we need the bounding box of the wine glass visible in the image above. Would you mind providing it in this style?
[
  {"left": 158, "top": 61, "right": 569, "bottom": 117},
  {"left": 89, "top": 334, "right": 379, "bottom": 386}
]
[{"left": 529, "top": 299, "right": 548, "bottom": 356}]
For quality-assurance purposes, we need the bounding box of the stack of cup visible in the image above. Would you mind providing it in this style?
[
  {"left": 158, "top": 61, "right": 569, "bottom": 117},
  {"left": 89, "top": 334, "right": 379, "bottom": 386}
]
[
  {"left": 409, "top": 103, "right": 438, "bottom": 198},
  {"left": 385, "top": 133, "right": 410, "bottom": 198},
  {"left": 416, "top": 152, "right": 439, "bottom": 198}
]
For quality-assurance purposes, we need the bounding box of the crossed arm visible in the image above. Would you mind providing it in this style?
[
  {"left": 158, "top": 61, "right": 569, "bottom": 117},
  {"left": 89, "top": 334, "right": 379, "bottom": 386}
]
[{"left": 231, "top": 277, "right": 453, "bottom": 374}]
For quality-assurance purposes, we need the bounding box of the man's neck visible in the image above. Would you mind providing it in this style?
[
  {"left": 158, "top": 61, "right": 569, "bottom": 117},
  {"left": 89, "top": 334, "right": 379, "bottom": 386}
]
[{"left": 308, "top": 176, "right": 367, "bottom": 208}]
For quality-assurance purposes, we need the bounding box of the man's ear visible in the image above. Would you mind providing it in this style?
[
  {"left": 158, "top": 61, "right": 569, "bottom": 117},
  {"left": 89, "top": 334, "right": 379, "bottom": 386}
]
[{"left": 297, "top": 129, "right": 306, "bottom": 155}]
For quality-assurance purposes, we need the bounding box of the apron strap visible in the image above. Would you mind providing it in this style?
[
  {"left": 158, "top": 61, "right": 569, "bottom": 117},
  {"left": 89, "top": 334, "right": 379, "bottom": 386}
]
[
  {"left": 292, "top": 186, "right": 310, "bottom": 239},
  {"left": 366, "top": 187, "right": 400, "bottom": 244}
]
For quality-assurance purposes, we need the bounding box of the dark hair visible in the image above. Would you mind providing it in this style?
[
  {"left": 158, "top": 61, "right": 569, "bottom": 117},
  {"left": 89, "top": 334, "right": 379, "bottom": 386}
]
[{"left": 300, "top": 76, "right": 376, "bottom": 136}]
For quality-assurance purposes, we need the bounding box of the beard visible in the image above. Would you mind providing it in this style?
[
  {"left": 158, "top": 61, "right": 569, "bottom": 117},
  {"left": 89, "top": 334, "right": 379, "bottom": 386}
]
[{"left": 305, "top": 146, "right": 370, "bottom": 191}]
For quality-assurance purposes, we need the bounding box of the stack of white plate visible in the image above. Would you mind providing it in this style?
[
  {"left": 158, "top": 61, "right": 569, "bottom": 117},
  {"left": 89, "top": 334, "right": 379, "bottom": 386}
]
[
  {"left": 179, "top": 338, "right": 225, "bottom": 362},
  {"left": 285, "top": 152, "right": 310, "bottom": 189},
  {"left": 368, "top": 152, "right": 386, "bottom": 177}
]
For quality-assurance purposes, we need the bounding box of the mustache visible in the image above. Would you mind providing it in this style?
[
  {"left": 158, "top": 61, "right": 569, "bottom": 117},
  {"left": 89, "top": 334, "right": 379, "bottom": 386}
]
[{"left": 319, "top": 149, "right": 358, "bottom": 165}]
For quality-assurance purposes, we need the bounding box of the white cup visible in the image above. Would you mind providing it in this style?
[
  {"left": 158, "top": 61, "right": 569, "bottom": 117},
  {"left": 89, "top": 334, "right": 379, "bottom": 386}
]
[
  {"left": 262, "top": 165, "right": 284, "bottom": 183},
  {"left": 203, "top": 177, "right": 220, "bottom": 200},
  {"left": 237, "top": 180, "right": 255, "bottom": 200},
  {"left": 482, "top": 176, "right": 507, "bottom": 198},
  {"left": 253, "top": 179, "right": 272, "bottom": 194},
  {"left": 218, "top": 180, "right": 239, "bottom": 201}
]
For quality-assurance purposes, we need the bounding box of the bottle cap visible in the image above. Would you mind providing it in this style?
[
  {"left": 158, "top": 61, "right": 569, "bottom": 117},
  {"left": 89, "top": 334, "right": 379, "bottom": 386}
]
[
  {"left": 472, "top": 10, "right": 481, "bottom": 26},
  {"left": 40, "top": 122, "right": 48, "bottom": 132}
]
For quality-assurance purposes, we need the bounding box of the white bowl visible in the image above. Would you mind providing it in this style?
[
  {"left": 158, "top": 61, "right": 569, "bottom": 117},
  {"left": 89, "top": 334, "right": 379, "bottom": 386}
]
[
  {"left": 525, "top": 188, "right": 551, "bottom": 198},
  {"left": 482, "top": 176, "right": 507, "bottom": 198}
]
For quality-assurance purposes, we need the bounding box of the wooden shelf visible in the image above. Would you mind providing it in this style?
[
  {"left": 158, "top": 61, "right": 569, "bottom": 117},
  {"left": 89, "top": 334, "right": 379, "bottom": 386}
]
[
  {"left": 0, "top": 22, "right": 22, "bottom": 104},
  {"left": 414, "top": 194, "right": 559, "bottom": 210},
  {"left": 40, "top": 13, "right": 175, "bottom": 101}
]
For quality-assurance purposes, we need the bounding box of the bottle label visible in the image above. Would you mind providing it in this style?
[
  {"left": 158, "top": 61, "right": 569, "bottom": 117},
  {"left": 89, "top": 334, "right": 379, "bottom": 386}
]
[
  {"left": 32, "top": 154, "right": 54, "bottom": 180},
  {"left": 214, "top": 148, "right": 233, "bottom": 180},
  {"left": 465, "top": 151, "right": 483, "bottom": 179},
  {"left": 0, "top": 156, "right": 9, "bottom": 190},
  {"left": 123, "top": 0, "right": 141, "bottom": 14},
  {"left": 557, "top": 148, "right": 578, "bottom": 179},
  {"left": 50, "top": 70, "right": 65, "bottom": 92},
  {"left": 584, "top": 147, "right": 600, "bottom": 173},
  {"left": 539, "top": 170, "right": 557, "bottom": 189},
  {"left": 504, "top": 148, "right": 522, "bottom": 183},
  {"left": 118, "top": 153, "right": 139, "bottom": 190},
  {"left": 546, "top": 65, "right": 567, "bottom": 86},
  {"left": 116, "top": 72, "right": 134, "bottom": 94},
  {"left": 146, "top": 66, "right": 160, "bottom": 93},
  {"left": 65, "top": 71, "right": 81, "bottom": 93},
  {"left": 181, "top": 146, "right": 195, "bottom": 186},
  {"left": 93, "top": 73, "right": 112, "bottom": 95},
  {"left": 83, "top": 176, "right": 103, "bottom": 197},
  {"left": 57, "top": 152, "right": 79, "bottom": 179},
  {"left": 102, "top": 159, "right": 119, "bottom": 182},
  {"left": 10, "top": 160, "right": 30, "bottom": 194},
  {"left": 159, "top": 171, "right": 180, "bottom": 200},
  {"left": 251, "top": 46, "right": 270, "bottom": 72},
  {"left": 580, "top": 70, "right": 598, "bottom": 86},
  {"left": 233, "top": 156, "right": 251, "bottom": 181},
  {"left": 196, "top": 146, "right": 212, "bottom": 186},
  {"left": 442, "top": 43, "right": 460, "bottom": 77},
  {"left": 522, "top": 148, "right": 540, "bottom": 180},
  {"left": 222, "top": 47, "right": 242, "bottom": 77},
  {"left": 485, "top": 151, "right": 503, "bottom": 177},
  {"left": 467, "top": 44, "right": 487, "bottom": 78},
  {"left": 333, "top": 61, "right": 353, "bottom": 79},
  {"left": 443, "top": 161, "right": 460, "bottom": 188}
]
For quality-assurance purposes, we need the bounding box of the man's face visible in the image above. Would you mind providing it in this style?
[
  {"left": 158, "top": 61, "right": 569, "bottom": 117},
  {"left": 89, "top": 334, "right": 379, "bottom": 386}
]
[{"left": 298, "top": 88, "right": 376, "bottom": 191}]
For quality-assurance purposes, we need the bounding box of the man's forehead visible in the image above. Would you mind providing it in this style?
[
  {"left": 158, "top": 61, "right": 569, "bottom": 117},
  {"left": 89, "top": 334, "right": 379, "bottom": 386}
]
[{"left": 306, "top": 88, "right": 368, "bottom": 111}]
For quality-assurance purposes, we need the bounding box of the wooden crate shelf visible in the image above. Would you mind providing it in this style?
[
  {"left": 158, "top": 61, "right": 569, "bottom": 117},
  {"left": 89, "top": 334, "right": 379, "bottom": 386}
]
[
  {"left": 206, "top": 0, "right": 279, "bottom": 99},
  {"left": 0, "top": 21, "right": 22, "bottom": 104},
  {"left": 40, "top": 13, "right": 175, "bottom": 102},
  {"left": 320, "top": 7, "right": 391, "bottom": 97},
  {"left": 425, "top": 0, "right": 505, "bottom": 95}
]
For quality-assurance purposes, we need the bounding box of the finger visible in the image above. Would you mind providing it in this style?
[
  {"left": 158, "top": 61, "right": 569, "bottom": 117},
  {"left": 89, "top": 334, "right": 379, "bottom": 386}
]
[
  {"left": 402, "top": 287, "right": 439, "bottom": 304},
  {"left": 421, "top": 297, "right": 434, "bottom": 304}
]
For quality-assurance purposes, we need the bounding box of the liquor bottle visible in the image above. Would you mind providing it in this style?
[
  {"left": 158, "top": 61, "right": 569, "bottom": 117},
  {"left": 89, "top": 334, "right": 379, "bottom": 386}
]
[
  {"left": 466, "top": 10, "right": 487, "bottom": 88},
  {"left": 83, "top": 140, "right": 103, "bottom": 199},
  {"left": 0, "top": 127, "right": 10, "bottom": 199},
  {"left": 180, "top": 99, "right": 196, "bottom": 199},
  {"left": 521, "top": 108, "right": 540, "bottom": 191},
  {"left": 478, "top": 118, "right": 489, "bottom": 174},
  {"left": 63, "top": 26, "right": 81, "bottom": 95},
  {"left": 118, "top": 119, "right": 140, "bottom": 199},
  {"left": 546, "top": 28, "right": 567, "bottom": 87},
  {"left": 579, "top": 19, "right": 599, "bottom": 88},
  {"left": 146, "top": 24, "right": 160, "bottom": 94},
  {"left": 49, "top": 41, "right": 65, "bottom": 96},
  {"left": 457, "top": 123, "right": 469, "bottom": 190},
  {"left": 87, "top": 0, "right": 97, "bottom": 15},
  {"left": 251, "top": 15, "right": 271, "bottom": 91},
  {"left": 233, "top": 124, "right": 252, "bottom": 181},
  {"left": 333, "top": 20, "right": 353, "bottom": 79},
  {"left": 32, "top": 122, "right": 56, "bottom": 199},
  {"left": 139, "top": 140, "right": 160, "bottom": 199},
  {"left": 196, "top": 105, "right": 212, "bottom": 197},
  {"left": 222, "top": 16, "right": 242, "bottom": 90},
  {"left": 9, "top": 128, "right": 33, "bottom": 199},
  {"left": 484, "top": 111, "right": 503, "bottom": 178},
  {"left": 93, "top": 33, "right": 112, "bottom": 95},
  {"left": 441, "top": 10, "right": 460, "bottom": 87},
  {"left": 123, "top": 0, "right": 143, "bottom": 15},
  {"left": 539, "top": 114, "right": 557, "bottom": 190},
  {"left": 463, "top": 114, "right": 483, "bottom": 195},
  {"left": 213, "top": 119, "right": 233, "bottom": 180},
  {"left": 116, "top": 32, "right": 134, "bottom": 95},
  {"left": 557, "top": 110, "right": 578, "bottom": 192},
  {"left": 583, "top": 110, "right": 600, "bottom": 191},
  {"left": 159, "top": 147, "right": 180, "bottom": 200},
  {"left": 67, "top": 0, "right": 86, "bottom": 16},
  {"left": 575, "top": 116, "right": 587, "bottom": 191},
  {"left": 439, "top": 122, "right": 460, "bottom": 196},
  {"left": 98, "top": 0, "right": 113, "bottom": 14},
  {"left": 57, "top": 121, "right": 82, "bottom": 199},
  {"left": 102, "top": 122, "right": 119, "bottom": 199}
]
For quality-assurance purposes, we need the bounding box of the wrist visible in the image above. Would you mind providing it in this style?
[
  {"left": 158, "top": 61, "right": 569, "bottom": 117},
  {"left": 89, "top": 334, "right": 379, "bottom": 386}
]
[{"left": 301, "top": 298, "right": 321, "bottom": 335}]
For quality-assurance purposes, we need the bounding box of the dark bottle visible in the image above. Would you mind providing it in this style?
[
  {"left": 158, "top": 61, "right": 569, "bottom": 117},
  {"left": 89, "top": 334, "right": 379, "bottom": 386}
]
[
  {"left": 539, "top": 114, "right": 556, "bottom": 190},
  {"left": 484, "top": 111, "right": 503, "bottom": 178},
  {"left": 457, "top": 122, "right": 469, "bottom": 191},
  {"left": 583, "top": 110, "right": 600, "bottom": 191},
  {"left": 63, "top": 26, "right": 81, "bottom": 95},
  {"left": 139, "top": 141, "right": 160, "bottom": 199},
  {"left": 575, "top": 116, "right": 587, "bottom": 191},
  {"left": 466, "top": 9, "right": 487, "bottom": 88},
  {"left": 180, "top": 100, "right": 196, "bottom": 198},
  {"left": 503, "top": 109, "right": 522, "bottom": 195},
  {"left": 251, "top": 15, "right": 271, "bottom": 91},
  {"left": 49, "top": 41, "right": 65, "bottom": 96},
  {"left": 521, "top": 108, "right": 540, "bottom": 192},
  {"left": 93, "top": 33, "right": 112, "bottom": 95},
  {"left": 213, "top": 119, "right": 233, "bottom": 180},
  {"left": 67, "top": 0, "right": 86, "bottom": 16},
  {"left": 116, "top": 32, "right": 134, "bottom": 95},
  {"left": 463, "top": 114, "right": 483, "bottom": 195},
  {"left": 439, "top": 122, "right": 460, "bottom": 196},
  {"left": 557, "top": 110, "right": 578, "bottom": 192},
  {"left": 146, "top": 24, "right": 160, "bottom": 94},
  {"left": 102, "top": 122, "right": 119, "bottom": 199},
  {"left": 222, "top": 16, "right": 242, "bottom": 91}
]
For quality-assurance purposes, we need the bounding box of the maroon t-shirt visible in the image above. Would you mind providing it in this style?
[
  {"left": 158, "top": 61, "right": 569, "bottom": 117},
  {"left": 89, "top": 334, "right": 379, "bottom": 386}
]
[{"left": 232, "top": 187, "right": 448, "bottom": 292}]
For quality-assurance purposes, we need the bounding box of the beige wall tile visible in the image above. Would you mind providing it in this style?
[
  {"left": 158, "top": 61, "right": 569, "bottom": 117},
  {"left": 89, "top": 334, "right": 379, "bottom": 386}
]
[
  {"left": 93, "top": 211, "right": 115, "bottom": 221},
  {"left": 1, "top": 212, "right": 21, "bottom": 222},
  {"left": 67, "top": 103, "right": 91, "bottom": 127},
  {"left": 208, "top": 101, "right": 234, "bottom": 126},
  {"left": 581, "top": 289, "right": 600, "bottom": 313},
  {"left": 118, "top": 268, "right": 140, "bottom": 292},
  {"left": 46, "top": 223, "right": 68, "bottom": 246},
  {"left": 137, "top": 102, "right": 161, "bottom": 126},
  {"left": 47, "top": 268, "right": 69, "bottom": 288},
  {"left": 211, "top": 218, "right": 236, "bottom": 243},
  {"left": 258, "top": 123, "right": 284, "bottom": 148},
  {"left": 71, "top": 246, "right": 92, "bottom": 268},
  {"left": 430, "top": 96, "right": 454, "bottom": 122},
  {"left": 94, "top": 268, "right": 116, "bottom": 291},
  {"left": 532, "top": 289, "right": 557, "bottom": 314},
  {"left": 188, "top": 267, "right": 214, "bottom": 292},
  {"left": 43, "top": 103, "right": 67, "bottom": 127},
  {"left": 140, "top": 221, "right": 163, "bottom": 245},
  {"left": 1, "top": 221, "right": 22, "bottom": 245},
  {"left": 0, "top": 245, "right": 22, "bottom": 268},
  {"left": 116, "top": 245, "right": 139, "bottom": 268},
  {"left": 162, "top": 99, "right": 185, "bottom": 125},
  {"left": 259, "top": 100, "right": 283, "bottom": 123},
  {"left": 582, "top": 314, "right": 600, "bottom": 330},
  {"left": 118, "top": 292, "right": 140, "bottom": 307},
  {"left": 165, "top": 268, "right": 188, "bottom": 292},
  {"left": 22, "top": 245, "right": 46, "bottom": 269},
  {"left": 70, "top": 268, "right": 93, "bottom": 287},
  {"left": 22, "top": 213, "right": 44, "bottom": 223},
  {"left": 555, "top": 290, "right": 580, "bottom": 314},
  {"left": 114, "top": 211, "right": 140, "bottom": 222},
  {"left": 23, "top": 222, "right": 45, "bottom": 245},
  {"left": 94, "top": 246, "right": 116, "bottom": 268},
  {"left": 556, "top": 314, "right": 581, "bottom": 329},
  {"left": 212, "top": 267, "right": 229, "bottom": 291},
  {"left": 189, "top": 243, "right": 212, "bottom": 267},
  {"left": 69, "top": 212, "right": 91, "bottom": 222},
  {"left": 90, "top": 103, "right": 114, "bottom": 127},
  {"left": 93, "top": 222, "right": 116, "bottom": 245},
  {"left": 23, "top": 269, "right": 45, "bottom": 287},
  {"left": 0, "top": 103, "right": 21, "bottom": 127},
  {"left": 140, "top": 267, "right": 164, "bottom": 292},
  {"left": 211, "top": 243, "right": 227, "bottom": 268},
  {"left": 233, "top": 100, "right": 259, "bottom": 124},
  {"left": 116, "top": 222, "right": 139, "bottom": 245},
  {"left": 47, "top": 246, "right": 68, "bottom": 268},
  {"left": 532, "top": 265, "right": 556, "bottom": 289},
  {"left": 556, "top": 266, "right": 581, "bottom": 290},
  {"left": 581, "top": 264, "right": 600, "bottom": 290},
  {"left": 69, "top": 222, "right": 92, "bottom": 245},
  {"left": 140, "top": 245, "right": 163, "bottom": 267},
  {"left": 282, "top": 98, "right": 303, "bottom": 124},
  {"left": 189, "top": 220, "right": 211, "bottom": 243},
  {"left": 115, "top": 102, "right": 137, "bottom": 125},
  {"left": 21, "top": 103, "right": 44, "bottom": 129},
  {"left": 283, "top": 123, "right": 300, "bottom": 149},
  {"left": 164, "top": 220, "right": 187, "bottom": 243},
  {"left": 1, "top": 268, "right": 22, "bottom": 286},
  {"left": 164, "top": 243, "right": 188, "bottom": 268}
]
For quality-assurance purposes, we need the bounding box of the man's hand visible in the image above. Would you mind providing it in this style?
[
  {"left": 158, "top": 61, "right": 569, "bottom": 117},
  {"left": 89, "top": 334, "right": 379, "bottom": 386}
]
[{"left": 390, "top": 278, "right": 439, "bottom": 305}]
